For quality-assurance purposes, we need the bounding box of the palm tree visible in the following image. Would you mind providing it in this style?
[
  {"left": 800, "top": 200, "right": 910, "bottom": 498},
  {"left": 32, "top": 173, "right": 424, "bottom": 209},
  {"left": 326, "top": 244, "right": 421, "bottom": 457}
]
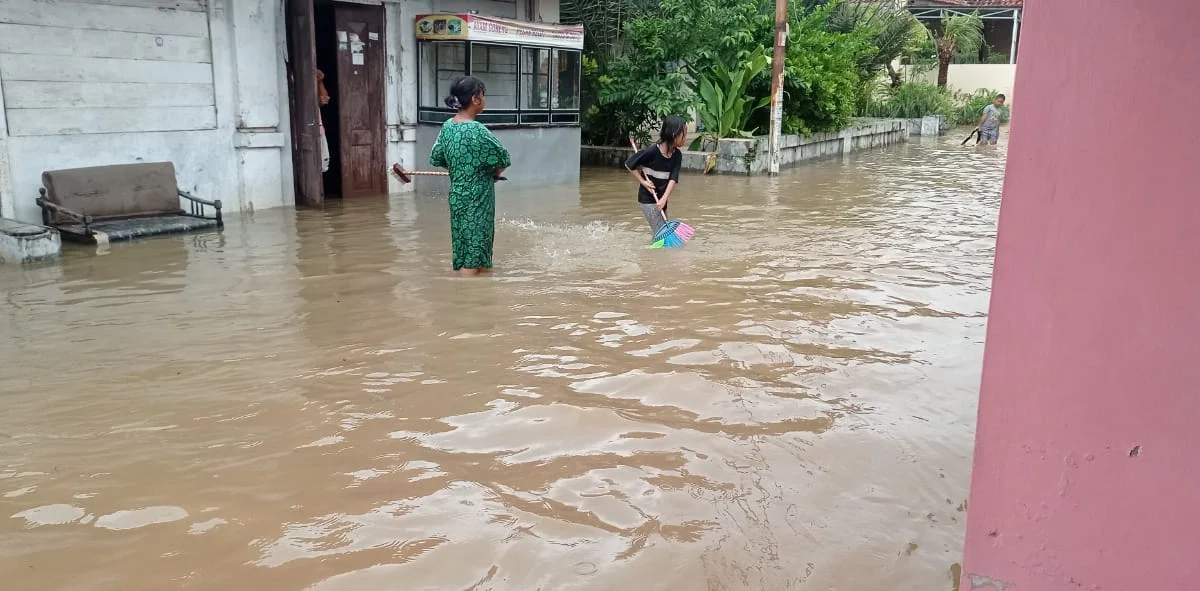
[
  {"left": 929, "top": 11, "right": 984, "bottom": 88},
  {"left": 829, "top": 1, "right": 926, "bottom": 88}
]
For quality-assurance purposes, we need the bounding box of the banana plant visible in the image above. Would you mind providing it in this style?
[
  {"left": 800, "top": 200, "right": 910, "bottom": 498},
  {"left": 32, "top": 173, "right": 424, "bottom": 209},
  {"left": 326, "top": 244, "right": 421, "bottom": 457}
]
[{"left": 691, "top": 48, "right": 772, "bottom": 150}]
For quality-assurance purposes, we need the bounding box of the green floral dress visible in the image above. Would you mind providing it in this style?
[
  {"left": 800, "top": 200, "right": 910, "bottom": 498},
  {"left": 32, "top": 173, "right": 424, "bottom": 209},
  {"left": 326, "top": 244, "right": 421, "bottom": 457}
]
[{"left": 429, "top": 120, "right": 511, "bottom": 270}]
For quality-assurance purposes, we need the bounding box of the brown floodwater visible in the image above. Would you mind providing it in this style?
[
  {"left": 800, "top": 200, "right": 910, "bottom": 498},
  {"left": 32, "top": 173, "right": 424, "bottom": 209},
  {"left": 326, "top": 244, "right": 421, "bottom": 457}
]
[{"left": 0, "top": 135, "right": 1005, "bottom": 591}]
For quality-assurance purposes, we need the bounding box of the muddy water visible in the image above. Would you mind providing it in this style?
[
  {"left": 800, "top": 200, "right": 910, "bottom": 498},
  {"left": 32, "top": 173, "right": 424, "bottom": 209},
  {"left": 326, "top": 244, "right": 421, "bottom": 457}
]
[{"left": 0, "top": 136, "right": 1004, "bottom": 590}]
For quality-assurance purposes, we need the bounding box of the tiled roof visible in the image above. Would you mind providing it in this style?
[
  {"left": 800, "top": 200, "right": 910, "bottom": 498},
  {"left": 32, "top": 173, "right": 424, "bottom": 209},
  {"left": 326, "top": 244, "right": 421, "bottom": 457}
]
[{"left": 908, "top": 0, "right": 1023, "bottom": 7}]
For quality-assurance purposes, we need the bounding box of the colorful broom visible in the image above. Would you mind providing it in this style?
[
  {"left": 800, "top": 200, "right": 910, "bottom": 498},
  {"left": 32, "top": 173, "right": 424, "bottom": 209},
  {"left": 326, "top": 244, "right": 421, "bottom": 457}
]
[
  {"left": 629, "top": 137, "right": 696, "bottom": 249},
  {"left": 650, "top": 213, "right": 695, "bottom": 248}
]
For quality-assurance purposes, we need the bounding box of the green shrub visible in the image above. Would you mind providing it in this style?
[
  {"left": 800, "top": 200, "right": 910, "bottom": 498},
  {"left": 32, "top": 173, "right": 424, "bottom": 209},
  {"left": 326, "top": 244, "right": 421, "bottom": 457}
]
[
  {"left": 950, "top": 88, "right": 1010, "bottom": 126},
  {"left": 578, "top": 0, "right": 767, "bottom": 146},
  {"left": 861, "top": 83, "right": 1011, "bottom": 126},
  {"left": 747, "top": 3, "right": 873, "bottom": 136},
  {"left": 580, "top": 7, "right": 697, "bottom": 147},
  {"left": 863, "top": 81, "right": 952, "bottom": 119},
  {"left": 578, "top": 0, "right": 909, "bottom": 144},
  {"left": 693, "top": 47, "right": 772, "bottom": 146}
]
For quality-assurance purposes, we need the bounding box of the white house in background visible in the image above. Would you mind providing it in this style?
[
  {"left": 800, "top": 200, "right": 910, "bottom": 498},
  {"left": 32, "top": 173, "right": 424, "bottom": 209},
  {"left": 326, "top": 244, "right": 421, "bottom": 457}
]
[
  {"left": 908, "top": 0, "right": 1022, "bottom": 64},
  {"left": 905, "top": 0, "right": 1022, "bottom": 100},
  {"left": 0, "top": 0, "right": 581, "bottom": 225}
]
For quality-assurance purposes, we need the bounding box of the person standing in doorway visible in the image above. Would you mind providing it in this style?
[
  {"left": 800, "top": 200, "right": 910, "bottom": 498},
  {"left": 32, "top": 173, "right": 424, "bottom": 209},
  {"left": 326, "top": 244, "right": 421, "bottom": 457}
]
[
  {"left": 978, "top": 93, "right": 1006, "bottom": 146},
  {"left": 317, "top": 69, "right": 331, "bottom": 172},
  {"left": 429, "top": 76, "right": 511, "bottom": 277}
]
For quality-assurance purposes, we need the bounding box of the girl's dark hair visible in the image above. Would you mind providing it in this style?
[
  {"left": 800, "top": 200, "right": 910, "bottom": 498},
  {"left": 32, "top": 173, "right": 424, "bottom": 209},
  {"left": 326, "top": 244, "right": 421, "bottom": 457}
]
[
  {"left": 659, "top": 116, "right": 686, "bottom": 148},
  {"left": 444, "top": 76, "right": 486, "bottom": 110}
]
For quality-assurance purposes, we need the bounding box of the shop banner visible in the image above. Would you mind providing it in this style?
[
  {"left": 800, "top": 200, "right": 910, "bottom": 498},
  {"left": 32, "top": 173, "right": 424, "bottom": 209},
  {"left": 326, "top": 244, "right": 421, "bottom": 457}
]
[{"left": 415, "top": 14, "right": 584, "bottom": 50}]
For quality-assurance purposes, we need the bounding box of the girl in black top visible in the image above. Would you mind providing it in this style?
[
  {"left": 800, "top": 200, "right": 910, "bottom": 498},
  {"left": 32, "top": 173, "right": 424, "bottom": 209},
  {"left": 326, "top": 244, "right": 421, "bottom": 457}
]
[{"left": 625, "top": 116, "right": 687, "bottom": 236}]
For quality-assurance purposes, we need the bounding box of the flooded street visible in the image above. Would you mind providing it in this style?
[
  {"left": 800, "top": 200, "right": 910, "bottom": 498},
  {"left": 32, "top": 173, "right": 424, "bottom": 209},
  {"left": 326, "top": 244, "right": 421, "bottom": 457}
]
[{"left": 0, "top": 135, "right": 1004, "bottom": 590}]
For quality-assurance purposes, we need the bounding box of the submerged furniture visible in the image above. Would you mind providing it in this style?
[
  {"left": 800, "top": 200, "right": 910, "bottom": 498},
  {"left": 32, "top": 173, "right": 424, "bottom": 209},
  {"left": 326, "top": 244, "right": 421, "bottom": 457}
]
[{"left": 36, "top": 162, "right": 222, "bottom": 244}]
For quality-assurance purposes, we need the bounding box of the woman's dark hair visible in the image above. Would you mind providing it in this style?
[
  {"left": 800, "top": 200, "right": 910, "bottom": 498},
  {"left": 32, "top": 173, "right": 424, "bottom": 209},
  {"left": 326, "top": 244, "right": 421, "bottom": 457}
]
[
  {"left": 444, "top": 76, "right": 487, "bottom": 110},
  {"left": 659, "top": 115, "right": 686, "bottom": 148}
]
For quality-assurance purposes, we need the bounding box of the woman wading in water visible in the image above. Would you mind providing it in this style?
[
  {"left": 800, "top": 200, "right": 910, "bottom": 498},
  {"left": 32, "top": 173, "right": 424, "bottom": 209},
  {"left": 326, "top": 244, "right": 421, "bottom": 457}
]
[{"left": 430, "top": 76, "right": 512, "bottom": 276}]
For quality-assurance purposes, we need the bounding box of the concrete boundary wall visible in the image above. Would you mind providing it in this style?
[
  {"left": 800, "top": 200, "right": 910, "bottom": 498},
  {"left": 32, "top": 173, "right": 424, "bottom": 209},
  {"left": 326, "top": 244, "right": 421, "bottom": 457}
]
[{"left": 582, "top": 118, "right": 908, "bottom": 175}]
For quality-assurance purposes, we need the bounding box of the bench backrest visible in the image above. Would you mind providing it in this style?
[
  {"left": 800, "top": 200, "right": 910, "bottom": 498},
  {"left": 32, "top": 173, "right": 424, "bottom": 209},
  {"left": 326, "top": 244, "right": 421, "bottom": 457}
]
[{"left": 41, "top": 163, "right": 182, "bottom": 220}]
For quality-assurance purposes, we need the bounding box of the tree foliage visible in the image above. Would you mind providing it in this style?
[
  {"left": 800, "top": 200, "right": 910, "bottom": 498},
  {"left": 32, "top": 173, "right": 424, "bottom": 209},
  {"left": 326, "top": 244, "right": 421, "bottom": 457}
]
[
  {"left": 929, "top": 11, "right": 984, "bottom": 87},
  {"left": 828, "top": 0, "right": 926, "bottom": 88},
  {"left": 734, "top": 2, "right": 868, "bottom": 136},
  {"left": 577, "top": 0, "right": 911, "bottom": 145},
  {"left": 581, "top": 0, "right": 699, "bottom": 146}
]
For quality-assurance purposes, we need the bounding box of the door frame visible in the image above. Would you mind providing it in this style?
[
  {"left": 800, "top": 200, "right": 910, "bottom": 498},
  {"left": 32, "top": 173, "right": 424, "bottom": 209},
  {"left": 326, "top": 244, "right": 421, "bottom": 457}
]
[{"left": 285, "top": 0, "right": 325, "bottom": 208}]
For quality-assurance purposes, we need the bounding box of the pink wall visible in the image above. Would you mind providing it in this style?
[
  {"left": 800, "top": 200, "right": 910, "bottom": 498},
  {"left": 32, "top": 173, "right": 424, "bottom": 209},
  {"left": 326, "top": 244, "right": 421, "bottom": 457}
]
[{"left": 962, "top": 1, "right": 1200, "bottom": 590}]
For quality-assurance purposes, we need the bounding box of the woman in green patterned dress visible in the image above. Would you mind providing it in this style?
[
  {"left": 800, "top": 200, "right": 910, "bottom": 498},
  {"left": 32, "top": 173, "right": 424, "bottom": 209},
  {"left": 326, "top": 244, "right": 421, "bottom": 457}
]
[{"left": 430, "top": 76, "right": 511, "bottom": 277}]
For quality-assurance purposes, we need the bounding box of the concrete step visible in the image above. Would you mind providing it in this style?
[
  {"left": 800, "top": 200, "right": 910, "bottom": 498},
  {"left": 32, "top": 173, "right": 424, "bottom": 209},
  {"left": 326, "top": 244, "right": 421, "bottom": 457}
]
[{"left": 0, "top": 218, "right": 61, "bottom": 264}]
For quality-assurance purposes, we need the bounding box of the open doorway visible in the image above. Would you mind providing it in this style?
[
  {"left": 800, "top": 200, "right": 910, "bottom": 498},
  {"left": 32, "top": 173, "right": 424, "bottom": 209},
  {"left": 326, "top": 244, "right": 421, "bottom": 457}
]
[
  {"left": 288, "top": 0, "right": 388, "bottom": 203},
  {"left": 315, "top": 1, "right": 343, "bottom": 197}
]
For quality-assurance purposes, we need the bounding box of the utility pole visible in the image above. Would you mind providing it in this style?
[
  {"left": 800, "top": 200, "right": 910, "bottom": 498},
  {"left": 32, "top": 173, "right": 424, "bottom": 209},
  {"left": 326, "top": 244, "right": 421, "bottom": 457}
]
[{"left": 767, "top": 0, "right": 788, "bottom": 175}]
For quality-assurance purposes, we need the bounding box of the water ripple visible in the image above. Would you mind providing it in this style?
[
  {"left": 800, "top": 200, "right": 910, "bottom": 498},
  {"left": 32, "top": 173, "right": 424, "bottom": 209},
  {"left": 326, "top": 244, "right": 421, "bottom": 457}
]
[{"left": 0, "top": 134, "right": 1003, "bottom": 590}]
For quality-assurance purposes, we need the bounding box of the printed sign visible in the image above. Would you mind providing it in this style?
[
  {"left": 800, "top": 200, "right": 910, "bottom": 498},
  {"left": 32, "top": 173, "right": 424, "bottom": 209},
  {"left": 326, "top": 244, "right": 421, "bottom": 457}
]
[{"left": 415, "top": 14, "right": 584, "bottom": 50}]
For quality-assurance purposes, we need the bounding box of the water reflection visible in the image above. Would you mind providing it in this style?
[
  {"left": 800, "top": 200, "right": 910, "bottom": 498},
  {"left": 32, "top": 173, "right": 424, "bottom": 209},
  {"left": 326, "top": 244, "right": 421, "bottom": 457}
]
[{"left": 0, "top": 136, "right": 1004, "bottom": 590}]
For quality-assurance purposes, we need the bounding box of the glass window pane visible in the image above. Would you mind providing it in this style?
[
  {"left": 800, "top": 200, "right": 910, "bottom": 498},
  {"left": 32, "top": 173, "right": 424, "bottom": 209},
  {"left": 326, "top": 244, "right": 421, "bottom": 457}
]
[
  {"left": 521, "top": 48, "right": 550, "bottom": 110},
  {"left": 470, "top": 44, "right": 518, "bottom": 110},
  {"left": 419, "top": 41, "right": 466, "bottom": 108},
  {"left": 552, "top": 50, "right": 581, "bottom": 110}
]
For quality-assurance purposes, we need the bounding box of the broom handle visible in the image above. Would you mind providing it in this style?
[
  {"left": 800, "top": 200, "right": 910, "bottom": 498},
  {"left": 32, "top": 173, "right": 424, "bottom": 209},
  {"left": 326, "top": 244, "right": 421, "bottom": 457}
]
[{"left": 402, "top": 169, "right": 508, "bottom": 181}]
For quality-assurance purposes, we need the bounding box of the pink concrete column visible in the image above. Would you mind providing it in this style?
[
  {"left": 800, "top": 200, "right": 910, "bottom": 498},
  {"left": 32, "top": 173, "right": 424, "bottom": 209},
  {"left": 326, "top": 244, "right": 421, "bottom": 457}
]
[{"left": 962, "top": 1, "right": 1200, "bottom": 590}]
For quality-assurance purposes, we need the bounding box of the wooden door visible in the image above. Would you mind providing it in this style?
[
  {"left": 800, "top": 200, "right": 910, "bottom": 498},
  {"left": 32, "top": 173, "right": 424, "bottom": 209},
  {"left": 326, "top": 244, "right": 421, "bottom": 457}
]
[
  {"left": 286, "top": 0, "right": 324, "bottom": 208},
  {"left": 334, "top": 3, "right": 387, "bottom": 198}
]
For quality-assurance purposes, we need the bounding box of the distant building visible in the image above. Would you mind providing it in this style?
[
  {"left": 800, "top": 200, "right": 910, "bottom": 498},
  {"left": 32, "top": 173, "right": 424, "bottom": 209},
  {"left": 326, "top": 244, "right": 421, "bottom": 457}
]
[{"left": 907, "top": 0, "right": 1023, "bottom": 64}]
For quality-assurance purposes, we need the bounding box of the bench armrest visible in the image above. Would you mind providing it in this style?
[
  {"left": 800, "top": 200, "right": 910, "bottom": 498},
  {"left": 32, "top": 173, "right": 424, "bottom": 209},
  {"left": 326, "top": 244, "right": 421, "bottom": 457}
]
[
  {"left": 36, "top": 189, "right": 92, "bottom": 226},
  {"left": 179, "top": 190, "right": 221, "bottom": 209},
  {"left": 179, "top": 190, "right": 223, "bottom": 224}
]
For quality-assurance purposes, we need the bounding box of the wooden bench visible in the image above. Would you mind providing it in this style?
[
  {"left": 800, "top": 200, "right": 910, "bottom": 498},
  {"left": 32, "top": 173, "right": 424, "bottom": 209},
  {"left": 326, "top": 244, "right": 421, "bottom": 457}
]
[{"left": 36, "top": 162, "right": 222, "bottom": 244}]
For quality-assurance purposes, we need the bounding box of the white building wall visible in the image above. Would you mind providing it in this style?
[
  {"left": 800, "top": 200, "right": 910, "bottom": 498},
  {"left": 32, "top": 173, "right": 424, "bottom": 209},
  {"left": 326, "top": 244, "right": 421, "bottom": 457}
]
[
  {"left": 0, "top": 0, "right": 292, "bottom": 224},
  {"left": 0, "top": 0, "right": 561, "bottom": 222},
  {"left": 387, "top": 0, "right": 559, "bottom": 195},
  {"left": 901, "top": 63, "right": 1018, "bottom": 104}
]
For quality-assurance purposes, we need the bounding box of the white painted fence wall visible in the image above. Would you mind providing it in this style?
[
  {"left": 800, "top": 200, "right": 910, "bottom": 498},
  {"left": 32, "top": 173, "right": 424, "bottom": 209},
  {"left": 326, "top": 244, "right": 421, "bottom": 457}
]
[
  {"left": 901, "top": 64, "right": 1018, "bottom": 104},
  {"left": 0, "top": 0, "right": 292, "bottom": 225}
]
